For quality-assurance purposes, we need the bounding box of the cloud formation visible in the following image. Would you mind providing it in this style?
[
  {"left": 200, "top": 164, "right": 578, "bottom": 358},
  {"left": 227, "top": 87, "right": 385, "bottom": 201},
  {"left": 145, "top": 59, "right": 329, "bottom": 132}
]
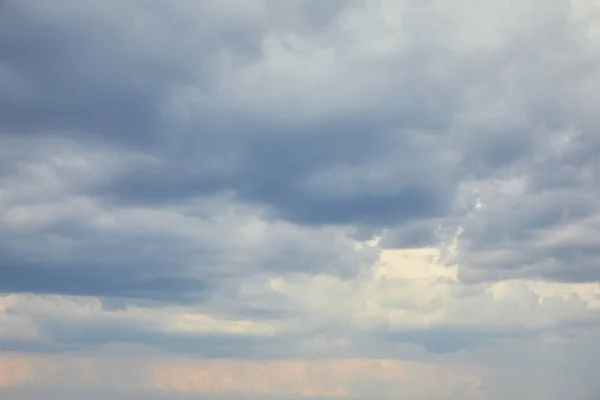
[{"left": 1, "top": 0, "right": 600, "bottom": 399}]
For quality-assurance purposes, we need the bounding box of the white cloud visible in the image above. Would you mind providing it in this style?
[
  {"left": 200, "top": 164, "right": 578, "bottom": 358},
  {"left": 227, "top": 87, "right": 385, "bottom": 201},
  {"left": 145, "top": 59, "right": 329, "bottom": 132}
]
[{"left": 243, "top": 238, "right": 600, "bottom": 336}]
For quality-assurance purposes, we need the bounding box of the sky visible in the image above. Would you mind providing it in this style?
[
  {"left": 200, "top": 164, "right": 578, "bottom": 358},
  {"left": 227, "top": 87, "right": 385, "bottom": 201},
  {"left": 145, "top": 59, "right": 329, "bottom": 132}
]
[{"left": 1, "top": 0, "right": 600, "bottom": 399}]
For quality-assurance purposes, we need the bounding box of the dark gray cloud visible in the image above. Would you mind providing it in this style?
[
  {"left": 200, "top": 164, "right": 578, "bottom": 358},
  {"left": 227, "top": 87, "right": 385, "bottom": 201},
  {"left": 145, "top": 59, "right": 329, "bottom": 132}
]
[
  {"left": 456, "top": 129, "right": 600, "bottom": 283},
  {"left": 0, "top": 0, "right": 463, "bottom": 228},
  {"left": 0, "top": 220, "right": 217, "bottom": 301},
  {"left": 0, "top": 0, "right": 269, "bottom": 144},
  {"left": 381, "top": 219, "right": 442, "bottom": 249}
]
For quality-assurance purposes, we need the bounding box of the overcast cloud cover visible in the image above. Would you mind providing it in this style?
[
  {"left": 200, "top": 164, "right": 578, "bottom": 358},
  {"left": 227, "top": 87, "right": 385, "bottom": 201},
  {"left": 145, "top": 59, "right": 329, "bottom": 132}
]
[{"left": 1, "top": 0, "right": 600, "bottom": 399}]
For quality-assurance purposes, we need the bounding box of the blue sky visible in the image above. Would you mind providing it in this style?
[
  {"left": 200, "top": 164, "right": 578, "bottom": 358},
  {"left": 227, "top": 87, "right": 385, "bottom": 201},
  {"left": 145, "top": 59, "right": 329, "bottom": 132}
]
[{"left": 1, "top": 0, "right": 600, "bottom": 399}]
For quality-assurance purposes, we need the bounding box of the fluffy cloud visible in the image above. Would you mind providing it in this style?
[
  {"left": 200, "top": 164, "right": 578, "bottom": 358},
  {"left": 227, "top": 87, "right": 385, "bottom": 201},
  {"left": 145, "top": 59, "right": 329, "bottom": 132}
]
[{"left": 1, "top": 0, "right": 600, "bottom": 399}]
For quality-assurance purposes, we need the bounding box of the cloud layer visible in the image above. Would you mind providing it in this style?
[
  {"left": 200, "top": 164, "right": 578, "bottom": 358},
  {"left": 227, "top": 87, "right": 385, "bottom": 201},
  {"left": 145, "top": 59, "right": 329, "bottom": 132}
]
[{"left": 1, "top": 0, "right": 600, "bottom": 399}]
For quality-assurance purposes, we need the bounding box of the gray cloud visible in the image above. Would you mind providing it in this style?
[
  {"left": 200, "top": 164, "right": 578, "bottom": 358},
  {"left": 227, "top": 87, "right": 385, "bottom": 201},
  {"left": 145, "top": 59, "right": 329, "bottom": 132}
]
[
  {"left": 456, "top": 129, "right": 600, "bottom": 283},
  {"left": 1, "top": 0, "right": 464, "bottom": 226},
  {"left": 1, "top": 5, "right": 600, "bottom": 399},
  {"left": 380, "top": 327, "right": 521, "bottom": 354}
]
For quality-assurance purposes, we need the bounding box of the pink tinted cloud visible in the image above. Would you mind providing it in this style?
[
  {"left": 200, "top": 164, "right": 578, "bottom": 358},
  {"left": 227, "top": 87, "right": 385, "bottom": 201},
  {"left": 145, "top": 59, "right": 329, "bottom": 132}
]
[
  {"left": 0, "top": 353, "right": 483, "bottom": 398},
  {"left": 145, "top": 358, "right": 483, "bottom": 398}
]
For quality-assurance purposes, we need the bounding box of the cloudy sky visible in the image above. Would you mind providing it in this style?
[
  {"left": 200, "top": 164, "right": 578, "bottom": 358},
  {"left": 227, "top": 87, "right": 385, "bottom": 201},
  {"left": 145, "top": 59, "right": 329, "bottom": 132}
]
[{"left": 1, "top": 0, "right": 600, "bottom": 399}]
